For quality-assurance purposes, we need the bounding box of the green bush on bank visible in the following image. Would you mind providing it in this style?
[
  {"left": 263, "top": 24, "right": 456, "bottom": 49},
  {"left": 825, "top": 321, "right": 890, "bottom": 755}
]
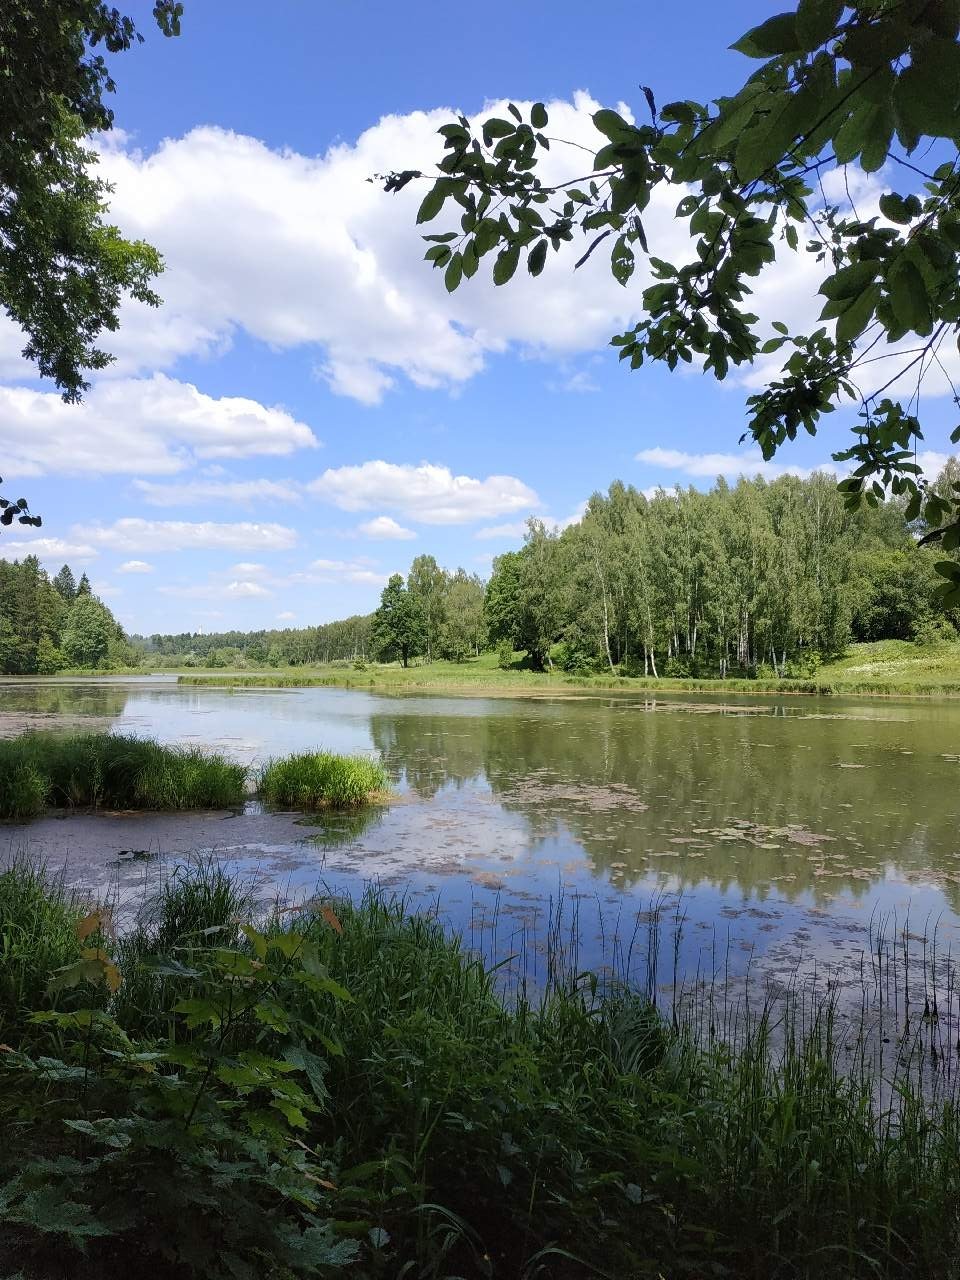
[{"left": 0, "top": 860, "right": 958, "bottom": 1279}]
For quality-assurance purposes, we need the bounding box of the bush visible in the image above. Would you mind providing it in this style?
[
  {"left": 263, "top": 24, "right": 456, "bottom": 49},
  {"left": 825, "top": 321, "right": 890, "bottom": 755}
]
[{"left": 496, "top": 639, "right": 514, "bottom": 669}]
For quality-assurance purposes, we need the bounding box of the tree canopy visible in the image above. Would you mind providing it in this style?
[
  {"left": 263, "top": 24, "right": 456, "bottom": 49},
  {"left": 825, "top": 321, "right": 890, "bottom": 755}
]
[
  {"left": 0, "top": 2, "right": 182, "bottom": 402},
  {"left": 387, "top": 0, "right": 960, "bottom": 605}
]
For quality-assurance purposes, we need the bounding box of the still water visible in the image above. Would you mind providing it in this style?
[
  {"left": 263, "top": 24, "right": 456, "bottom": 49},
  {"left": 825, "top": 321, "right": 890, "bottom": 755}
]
[{"left": 3, "top": 677, "right": 960, "bottom": 1016}]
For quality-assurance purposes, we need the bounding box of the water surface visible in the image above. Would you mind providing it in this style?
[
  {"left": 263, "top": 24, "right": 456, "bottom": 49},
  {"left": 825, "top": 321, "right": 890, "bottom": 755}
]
[{"left": 3, "top": 678, "right": 959, "bottom": 1036}]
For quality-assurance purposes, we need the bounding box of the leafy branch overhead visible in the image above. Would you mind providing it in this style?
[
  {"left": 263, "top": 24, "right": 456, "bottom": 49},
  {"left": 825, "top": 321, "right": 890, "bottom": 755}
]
[
  {"left": 0, "top": 2, "right": 184, "bottom": 403},
  {"left": 385, "top": 0, "right": 960, "bottom": 605}
]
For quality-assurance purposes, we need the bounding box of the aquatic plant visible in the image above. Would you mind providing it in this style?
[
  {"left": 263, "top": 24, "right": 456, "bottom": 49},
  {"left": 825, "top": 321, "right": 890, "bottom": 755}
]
[
  {"left": 0, "top": 858, "right": 84, "bottom": 1036},
  {"left": 0, "top": 732, "right": 247, "bottom": 818},
  {"left": 1, "top": 859, "right": 958, "bottom": 1278},
  {"left": 257, "top": 750, "right": 387, "bottom": 810}
]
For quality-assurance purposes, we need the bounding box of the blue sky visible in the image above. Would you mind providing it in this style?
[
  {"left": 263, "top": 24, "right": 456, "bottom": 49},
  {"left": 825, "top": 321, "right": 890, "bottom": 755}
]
[{"left": 1, "top": 1, "right": 956, "bottom": 635}]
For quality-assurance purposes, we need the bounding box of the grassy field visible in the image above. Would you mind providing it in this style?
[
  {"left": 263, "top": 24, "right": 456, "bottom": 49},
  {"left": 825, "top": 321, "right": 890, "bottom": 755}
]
[
  {"left": 175, "top": 639, "right": 960, "bottom": 698},
  {"left": 1, "top": 857, "right": 958, "bottom": 1279}
]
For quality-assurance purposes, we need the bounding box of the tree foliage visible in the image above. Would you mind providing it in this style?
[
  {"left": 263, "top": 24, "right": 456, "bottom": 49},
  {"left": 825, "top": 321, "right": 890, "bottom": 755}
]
[
  {"left": 387, "top": 0, "right": 960, "bottom": 604},
  {"left": 0, "top": 556, "right": 133, "bottom": 673},
  {"left": 0, "top": 2, "right": 182, "bottom": 401},
  {"left": 485, "top": 467, "right": 955, "bottom": 675}
]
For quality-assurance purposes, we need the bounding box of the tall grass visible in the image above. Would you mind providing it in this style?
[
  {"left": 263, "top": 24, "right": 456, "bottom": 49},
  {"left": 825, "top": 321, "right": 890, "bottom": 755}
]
[
  {"left": 257, "top": 750, "right": 387, "bottom": 809},
  {"left": 3, "top": 859, "right": 959, "bottom": 1277},
  {"left": 0, "top": 859, "right": 84, "bottom": 1036},
  {"left": 0, "top": 732, "right": 247, "bottom": 819},
  {"left": 0, "top": 734, "right": 388, "bottom": 819}
]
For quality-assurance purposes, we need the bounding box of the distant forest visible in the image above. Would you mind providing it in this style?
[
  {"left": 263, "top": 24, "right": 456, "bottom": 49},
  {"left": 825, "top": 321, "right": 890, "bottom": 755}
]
[
  {"left": 0, "top": 559, "right": 139, "bottom": 674},
  {"left": 135, "top": 467, "right": 960, "bottom": 679}
]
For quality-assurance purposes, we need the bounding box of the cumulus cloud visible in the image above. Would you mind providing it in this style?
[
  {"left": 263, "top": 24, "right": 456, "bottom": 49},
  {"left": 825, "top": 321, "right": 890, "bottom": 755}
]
[
  {"left": 277, "top": 611, "right": 296, "bottom": 621},
  {"left": 134, "top": 477, "right": 303, "bottom": 507},
  {"left": 0, "top": 376, "right": 318, "bottom": 478},
  {"left": 309, "top": 461, "right": 538, "bottom": 524},
  {"left": 635, "top": 446, "right": 833, "bottom": 482},
  {"left": 0, "top": 536, "right": 98, "bottom": 562},
  {"left": 117, "top": 560, "right": 154, "bottom": 573},
  {"left": 356, "top": 515, "right": 416, "bottom": 540},
  {"left": 59, "top": 97, "right": 670, "bottom": 405},
  {"left": 475, "top": 503, "right": 585, "bottom": 540},
  {"left": 158, "top": 578, "right": 272, "bottom": 599},
  {"left": 74, "top": 519, "right": 298, "bottom": 553}
]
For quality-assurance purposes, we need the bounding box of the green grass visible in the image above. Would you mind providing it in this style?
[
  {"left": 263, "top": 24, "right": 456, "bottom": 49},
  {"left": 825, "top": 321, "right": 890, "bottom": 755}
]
[
  {"left": 177, "top": 638, "right": 960, "bottom": 698},
  {"left": 0, "top": 734, "right": 390, "bottom": 819},
  {"left": 257, "top": 750, "right": 387, "bottom": 810},
  {"left": 0, "top": 732, "right": 248, "bottom": 819},
  {"left": 2, "top": 859, "right": 958, "bottom": 1279},
  {"left": 0, "top": 859, "right": 84, "bottom": 1037}
]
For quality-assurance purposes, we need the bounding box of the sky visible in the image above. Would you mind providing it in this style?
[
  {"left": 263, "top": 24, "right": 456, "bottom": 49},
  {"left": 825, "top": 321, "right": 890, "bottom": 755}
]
[{"left": 1, "top": 0, "right": 956, "bottom": 636}]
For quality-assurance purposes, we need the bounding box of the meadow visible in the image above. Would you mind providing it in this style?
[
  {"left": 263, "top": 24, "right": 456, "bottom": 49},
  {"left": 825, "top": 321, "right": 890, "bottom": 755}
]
[
  {"left": 1, "top": 858, "right": 959, "bottom": 1280},
  {"left": 175, "top": 637, "right": 960, "bottom": 698}
]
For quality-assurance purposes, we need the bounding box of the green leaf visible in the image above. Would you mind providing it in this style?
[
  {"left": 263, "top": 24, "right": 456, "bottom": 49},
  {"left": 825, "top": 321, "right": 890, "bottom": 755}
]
[
  {"left": 482, "top": 117, "right": 516, "bottom": 140},
  {"left": 731, "top": 12, "right": 801, "bottom": 58},
  {"left": 888, "top": 260, "right": 932, "bottom": 335},
  {"left": 878, "top": 192, "right": 913, "bottom": 225},
  {"left": 527, "top": 239, "right": 548, "bottom": 277},
  {"left": 444, "top": 251, "right": 463, "bottom": 292},
  {"left": 835, "top": 283, "right": 880, "bottom": 343},
  {"left": 796, "top": 0, "right": 843, "bottom": 51},
  {"left": 896, "top": 38, "right": 960, "bottom": 140},
  {"left": 416, "top": 184, "right": 446, "bottom": 226},
  {"left": 493, "top": 243, "right": 521, "bottom": 285},
  {"left": 820, "top": 261, "right": 877, "bottom": 302},
  {"left": 593, "top": 108, "right": 632, "bottom": 141},
  {"left": 531, "top": 102, "right": 548, "bottom": 129},
  {"left": 950, "top": 424, "right": 960, "bottom": 444}
]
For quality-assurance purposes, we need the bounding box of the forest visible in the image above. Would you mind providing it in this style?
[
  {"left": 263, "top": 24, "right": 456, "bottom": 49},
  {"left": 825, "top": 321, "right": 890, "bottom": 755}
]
[
  {"left": 0, "top": 558, "right": 138, "bottom": 675},
  {"left": 137, "top": 467, "right": 959, "bottom": 679}
]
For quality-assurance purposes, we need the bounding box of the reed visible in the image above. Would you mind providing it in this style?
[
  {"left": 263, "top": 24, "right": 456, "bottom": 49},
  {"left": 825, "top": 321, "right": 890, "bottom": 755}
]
[
  {"left": 2, "top": 859, "right": 959, "bottom": 1278},
  {"left": 257, "top": 750, "right": 387, "bottom": 809},
  {"left": 0, "top": 732, "right": 247, "bottom": 818}
]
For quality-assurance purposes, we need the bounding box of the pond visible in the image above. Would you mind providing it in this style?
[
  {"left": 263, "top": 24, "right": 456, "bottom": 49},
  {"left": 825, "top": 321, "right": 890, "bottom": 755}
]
[{"left": 3, "top": 677, "right": 960, "bottom": 1060}]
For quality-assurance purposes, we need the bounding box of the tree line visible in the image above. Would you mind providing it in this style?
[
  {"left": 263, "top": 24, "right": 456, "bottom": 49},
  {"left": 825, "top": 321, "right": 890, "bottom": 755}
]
[
  {"left": 126, "top": 462, "right": 959, "bottom": 678},
  {"left": 484, "top": 469, "right": 958, "bottom": 677},
  {"left": 0, "top": 559, "right": 137, "bottom": 674}
]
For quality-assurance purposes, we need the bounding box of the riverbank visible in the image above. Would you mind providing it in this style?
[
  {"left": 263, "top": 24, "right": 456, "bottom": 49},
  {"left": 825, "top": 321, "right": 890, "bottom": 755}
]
[
  {"left": 173, "top": 639, "right": 960, "bottom": 698},
  {"left": 2, "top": 858, "right": 958, "bottom": 1280}
]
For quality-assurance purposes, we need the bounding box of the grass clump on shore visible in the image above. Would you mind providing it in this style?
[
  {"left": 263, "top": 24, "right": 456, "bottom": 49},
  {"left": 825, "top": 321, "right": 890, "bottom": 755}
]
[
  {"left": 1, "top": 859, "right": 958, "bottom": 1279},
  {"left": 258, "top": 750, "right": 387, "bottom": 809},
  {"left": 0, "top": 731, "right": 247, "bottom": 819}
]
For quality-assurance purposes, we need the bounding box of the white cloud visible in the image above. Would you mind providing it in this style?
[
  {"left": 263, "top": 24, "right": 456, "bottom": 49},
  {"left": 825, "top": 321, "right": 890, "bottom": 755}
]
[
  {"left": 117, "top": 559, "right": 154, "bottom": 573},
  {"left": 158, "top": 578, "right": 272, "bottom": 600},
  {"left": 475, "top": 504, "right": 585, "bottom": 540},
  {"left": 91, "top": 582, "right": 122, "bottom": 599},
  {"left": 474, "top": 520, "right": 528, "bottom": 541},
  {"left": 134, "top": 477, "right": 303, "bottom": 506},
  {"left": 635, "top": 446, "right": 832, "bottom": 482},
  {"left": 288, "top": 558, "right": 391, "bottom": 587},
  {"left": 0, "top": 375, "right": 317, "bottom": 478},
  {"left": 228, "top": 562, "right": 268, "bottom": 576},
  {"left": 356, "top": 515, "right": 416, "bottom": 540},
  {"left": 75, "top": 519, "right": 298, "bottom": 553},
  {"left": 0, "top": 536, "right": 98, "bottom": 562},
  {"left": 309, "top": 461, "right": 538, "bottom": 524},
  {"left": 59, "top": 98, "right": 668, "bottom": 405},
  {"left": 277, "top": 611, "right": 296, "bottom": 621}
]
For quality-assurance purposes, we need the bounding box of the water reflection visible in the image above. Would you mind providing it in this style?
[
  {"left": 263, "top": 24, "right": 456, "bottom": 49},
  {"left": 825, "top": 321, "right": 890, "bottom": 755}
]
[{"left": 2, "top": 679, "right": 959, "bottom": 969}]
